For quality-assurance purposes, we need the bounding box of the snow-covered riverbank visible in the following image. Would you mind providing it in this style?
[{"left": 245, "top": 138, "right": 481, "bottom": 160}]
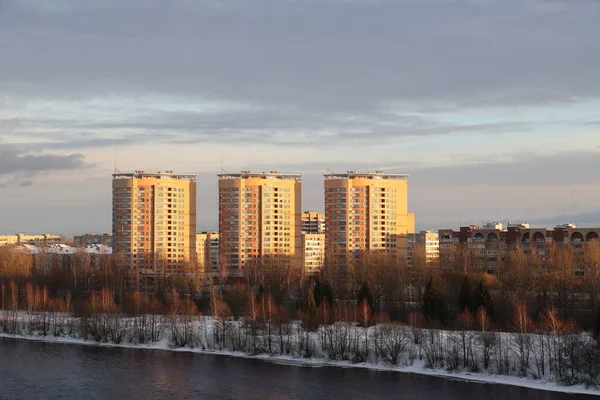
[{"left": 1, "top": 323, "right": 599, "bottom": 397}]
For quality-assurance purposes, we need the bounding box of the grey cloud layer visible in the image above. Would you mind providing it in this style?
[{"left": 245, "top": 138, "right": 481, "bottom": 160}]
[
  {"left": 1, "top": 0, "right": 598, "bottom": 151},
  {"left": 1, "top": 0, "right": 599, "bottom": 111}
]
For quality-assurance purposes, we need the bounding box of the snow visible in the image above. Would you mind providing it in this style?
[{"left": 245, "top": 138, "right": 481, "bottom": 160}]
[
  {"left": 44, "top": 244, "right": 79, "bottom": 254},
  {"left": 83, "top": 244, "right": 112, "bottom": 254},
  {"left": 12, "top": 243, "right": 113, "bottom": 255},
  {"left": 14, "top": 244, "right": 39, "bottom": 255}
]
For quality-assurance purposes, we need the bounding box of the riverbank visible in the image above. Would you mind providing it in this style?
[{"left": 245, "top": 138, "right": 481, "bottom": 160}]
[{"left": 1, "top": 331, "right": 598, "bottom": 396}]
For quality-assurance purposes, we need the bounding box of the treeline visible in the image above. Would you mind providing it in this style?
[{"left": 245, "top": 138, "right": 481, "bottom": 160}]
[{"left": 1, "top": 243, "right": 600, "bottom": 335}]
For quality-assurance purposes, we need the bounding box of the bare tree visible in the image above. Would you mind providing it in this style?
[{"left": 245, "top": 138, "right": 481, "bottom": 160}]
[
  {"left": 457, "top": 310, "right": 476, "bottom": 369},
  {"left": 512, "top": 301, "right": 533, "bottom": 376},
  {"left": 358, "top": 299, "right": 372, "bottom": 361},
  {"left": 376, "top": 323, "right": 409, "bottom": 366},
  {"left": 476, "top": 307, "right": 497, "bottom": 370}
]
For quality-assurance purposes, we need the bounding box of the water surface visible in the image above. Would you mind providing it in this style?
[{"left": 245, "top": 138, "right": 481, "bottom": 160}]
[{"left": 0, "top": 338, "right": 594, "bottom": 400}]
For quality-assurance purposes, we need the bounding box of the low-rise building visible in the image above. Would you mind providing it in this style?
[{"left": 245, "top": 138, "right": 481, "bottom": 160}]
[
  {"left": 438, "top": 222, "right": 600, "bottom": 275},
  {"left": 74, "top": 233, "right": 113, "bottom": 247},
  {"left": 0, "top": 234, "right": 65, "bottom": 247},
  {"left": 13, "top": 243, "right": 112, "bottom": 271},
  {"left": 0, "top": 235, "right": 19, "bottom": 246}
]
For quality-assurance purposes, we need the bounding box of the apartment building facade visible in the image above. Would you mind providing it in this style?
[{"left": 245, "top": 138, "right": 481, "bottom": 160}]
[
  {"left": 218, "top": 171, "right": 302, "bottom": 272},
  {"left": 0, "top": 235, "right": 19, "bottom": 246},
  {"left": 407, "top": 231, "right": 440, "bottom": 267},
  {"left": 196, "top": 231, "right": 220, "bottom": 274},
  {"left": 439, "top": 222, "right": 600, "bottom": 275},
  {"left": 112, "top": 171, "right": 197, "bottom": 273},
  {"left": 0, "top": 234, "right": 64, "bottom": 247},
  {"left": 74, "top": 233, "right": 113, "bottom": 247},
  {"left": 302, "top": 233, "right": 325, "bottom": 274},
  {"left": 324, "top": 171, "right": 415, "bottom": 266},
  {"left": 301, "top": 211, "right": 325, "bottom": 234},
  {"left": 14, "top": 243, "right": 112, "bottom": 272}
]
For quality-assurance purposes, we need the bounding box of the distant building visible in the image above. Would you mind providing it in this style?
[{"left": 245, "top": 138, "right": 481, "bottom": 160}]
[
  {"left": 301, "top": 211, "right": 325, "bottom": 234},
  {"left": 19, "top": 234, "right": 65, "bottom": 247},
  {"left": 302, "top": 233, "right": 325, "bottom": 274},
  {"left": 74, "top": 233, "right": 113, "bottom": 247},
  {"left": 218, "top": 171, "right": 302, "bottom": 272},
  {"left": 438, "top": 222, "right": 600, "bottom": 275},
  {"left": 112, "top": 171, "right": 197, "bottom": 274},
  {"left": 324, "top": 171, "right": 415, "bottom": 267},
  {"left": 0, "top": 234, "right": 64, "bottom": 247},
  {"left": 14, "top": 243, "right": 112, "bottom": 272},
  {"left": 0, "top": 235, "right": 19, "bottom": 246},
  {"left": 196, "top": 232, "right": 220, "bottom": 273},
  {"left": 407, "top": 231, "right": 439, "bottom": 267}
]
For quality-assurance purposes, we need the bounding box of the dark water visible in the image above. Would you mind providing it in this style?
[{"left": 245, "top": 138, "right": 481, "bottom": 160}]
[{"left": 0, "top": 338, "right": 594, "bottom": 400}]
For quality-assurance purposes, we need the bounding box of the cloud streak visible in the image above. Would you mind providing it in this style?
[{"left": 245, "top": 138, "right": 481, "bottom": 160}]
[
  {"left": 0, "top": 145, "right": 90, "bottom": 187},
  {"left": 2, "top": 0, "right": 600, "bottom": 110},
  {"left": 0, "top": 110, "right": 534, "bottom": 149}
]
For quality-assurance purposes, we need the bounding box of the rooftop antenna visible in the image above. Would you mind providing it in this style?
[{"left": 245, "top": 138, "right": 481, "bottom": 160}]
[
  {"left": 220, "top": 153, "right": 229, "bottom": 174},
  {"left": 113, "top": 148, "right": 121, "bottom": 174}
]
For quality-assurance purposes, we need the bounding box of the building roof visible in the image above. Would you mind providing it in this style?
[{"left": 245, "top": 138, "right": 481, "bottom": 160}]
[
  {"left": 324, "top": 171, "right": 408, "bottom": 180},
  {"left": 83, "top": 244, "right": 113, "bottom": 254},
  {"left": 45, "top": 244, "right": 79, "bottom": 254},
  {"left": 14, "top": 244, "right": 40, "bottom": 255},
  {"left": 112, "top": 171, "right": 197, "bottom": 181},
  {"left": 218, "top": 171, "right": 302, "bottom": 180}
]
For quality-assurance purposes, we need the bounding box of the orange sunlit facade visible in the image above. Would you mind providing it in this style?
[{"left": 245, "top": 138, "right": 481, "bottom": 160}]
[
  {"left": 218, "top": 171, "right": 302, "bottom": 272},
  {"left": 301, "top": 211, "right": 325, "bottom": 234},
  {"left": 324, "top": 171, "right": 415, "bottom": 267},
  {"left": 112, "top": 171, "right": 196, "bottom": 273},
  {"left": 196, "top": 231, "right": 220, "bottom": 274}
]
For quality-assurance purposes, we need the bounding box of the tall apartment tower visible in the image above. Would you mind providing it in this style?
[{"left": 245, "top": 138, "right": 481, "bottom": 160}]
[
  {"left": 301, "top": 211, "right": 325, "bottom": 234},
  {"left": 218, "top": 171, "right": 302, "bottom": 272},
  {"left": 112, "top": 171, "right": 197, "bottom": 273},
  {"left": 324, "top": 171, "right": 415, "bottom": 266}
]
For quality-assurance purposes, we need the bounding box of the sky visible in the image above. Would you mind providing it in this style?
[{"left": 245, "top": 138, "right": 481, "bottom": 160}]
[{"left": 1, "top": 0, "right": 600, "bottom": 235}]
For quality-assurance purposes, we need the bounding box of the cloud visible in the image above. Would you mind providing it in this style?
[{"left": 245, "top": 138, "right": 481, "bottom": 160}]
[
  {"left": 1, "top": 110, "right": 532, "bottom": 150},
  {"left": 0, "top": 145, "right": 90, "bottom": 187},
  {"left": 1, "top": 0, "right": 600, "bottom": 111},
  {"left": 1, "top": 0, "right": 599, "bottom": 155}
]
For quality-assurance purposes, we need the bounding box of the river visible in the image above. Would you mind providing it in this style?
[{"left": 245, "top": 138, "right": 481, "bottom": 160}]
[{"left": 0, "top": 338, "right": 594, "bottom": 400}]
